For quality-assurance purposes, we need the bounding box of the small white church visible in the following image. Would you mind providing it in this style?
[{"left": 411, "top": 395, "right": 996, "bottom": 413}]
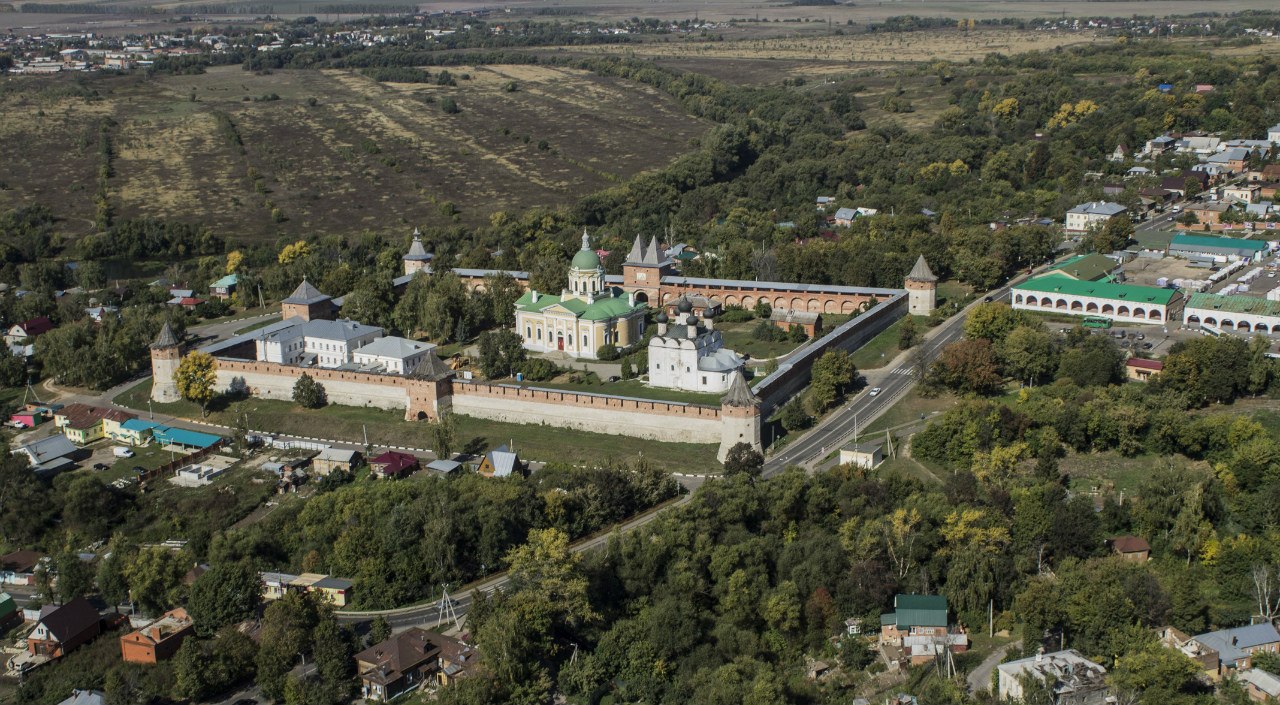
[{"left": 648, "top": 298, "right": 744, "bottom": 394}]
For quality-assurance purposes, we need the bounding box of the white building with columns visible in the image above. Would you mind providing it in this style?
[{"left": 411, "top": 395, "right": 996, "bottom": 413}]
[
  {"left": 512, "top": 232, "right": 648, "bottom": 359},
  {"left": 647, "top": 300, "right": 744, "bottom": 393}
]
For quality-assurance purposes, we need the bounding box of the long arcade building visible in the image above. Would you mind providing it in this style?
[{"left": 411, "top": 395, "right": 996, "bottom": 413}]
[{"left": 1012, "top": 274, "right": 1182, "bottom": 325}]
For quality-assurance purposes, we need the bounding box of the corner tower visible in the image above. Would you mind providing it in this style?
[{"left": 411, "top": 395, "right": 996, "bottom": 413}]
[
  {"left": 905, "top": 254, "right": 937, "bottom": 316},
  {"left": 150, "top": 322, "right": 182, "bottom": 403},
  {"left": 718, "top": 370, "right": 762, "bottom": 463}
]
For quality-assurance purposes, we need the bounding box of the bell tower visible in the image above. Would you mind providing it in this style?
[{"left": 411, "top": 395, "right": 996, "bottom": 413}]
[{"left": 150, "top": 322, "right": 182, "bottom": 403}]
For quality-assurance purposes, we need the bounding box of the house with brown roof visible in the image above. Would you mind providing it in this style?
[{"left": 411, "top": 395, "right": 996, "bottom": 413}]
[
  {"left": 27, "top": 597, "right": 101, "bottom": 659},
  {"left": 1125, "top": 358, "right": 1164, "bottom": 382},
  {"left": 1108, "top": 535, "right": 1151, "bottom": 561},
  {"left": 356, "top": 628, "right": 480, "bottom": 701},
  {"left": 369, "top": 450, "right": 419, "bottom": 479},
  {"left": 53, "top": 403, "right": 136, "bottom": 445},
  {"left": 120, "top": 608, "right": 194, "bottom": 664},
  {"left": 1, "top": 549, "right": 47, "bottom": 586}
]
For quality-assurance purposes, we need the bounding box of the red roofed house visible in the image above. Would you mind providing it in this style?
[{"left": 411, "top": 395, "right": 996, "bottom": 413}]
[
  {"left": 53, "top": 403, "right": 137, "bottom": 445},
  {"left": 1109, "top": 535, "right": 1151, "bottom": 561},
  {"left": 369, "top": 451, "right": 419, "bottom": 480},
  {"left": 1126, "top": 358, "right": 1163, "bottom": 382},
  {"left": 27, "top": 596, "right": 102, "bottom": 659},
  {"left": 1, "top": 549, "right": 46, "bottom": 586},
  {"left": 5, "top": 316, "right": 54, "bottom": 352}
]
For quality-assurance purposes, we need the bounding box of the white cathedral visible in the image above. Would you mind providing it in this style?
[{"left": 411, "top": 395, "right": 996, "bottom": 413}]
[{"left": 647, "top": 298, "right": 744, "bottom": 394}]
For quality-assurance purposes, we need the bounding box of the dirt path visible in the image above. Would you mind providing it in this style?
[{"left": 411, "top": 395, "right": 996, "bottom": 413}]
[{"left": 968, "top": 640, "right": 1021, "bottom": 694}]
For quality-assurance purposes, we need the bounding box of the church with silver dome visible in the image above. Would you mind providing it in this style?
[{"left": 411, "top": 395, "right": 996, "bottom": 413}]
[{"left": 647, "top": 295, "right": 745, "bottom": 394}]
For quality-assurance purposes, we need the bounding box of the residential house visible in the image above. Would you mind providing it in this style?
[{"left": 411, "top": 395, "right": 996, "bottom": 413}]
[
  {"left": 209, "top": 273, "right": 238, "bottom": 300},
  {"left": 833, "top": 207, "right": 857, "bottom": 227},
  {"left": 84, "top": 306, "right": 118, "bottom": 323},
  {"left": 1161, "top": 627, "right": 1221, "bottom": 673},
  {"left": 1260, "top": 184, "right": 1280, "bottom": 201},
  {"left": 1126, "top": 166, "right": 1151, "bottom": 178},
  {"left": 1145, "top": 135, "right": 1176, "bottom": 155},
  {"left": 1108, "top": 534, "right": 1152, "bottom": 560},
  {"left": 815, "top": 196, "right": 835, "bottom": 211},
  {"left": 426, "top": 459, "right": 462, "bottom": 474},
  {"left": 6, "top": 316, "right": 53, "bottom": 355},
  {"left": 1065, "top": 202, "right": 1127, "bottom": 233},
  {"left": 1192, "top": 162, "right": 1231, "bottom": 180},
  {"left": 879, "top": 594, "right": 967, "bottom": 667},
  {"left": 289, "top": 573, "right": 354, "bottom": 607},
  {"left": 1195, "top": 84, "right": 1214, "bottom": 94},
  {"left": 260, "top": 572, "right": 298, "bottom": 601},
  {"left": 1187, "top": 202, "right": 1233, "bottom": 226},
  {"left": 55, "top": 691, "right": 106, "bottom": 705},
  {"left": 12, "top": 434, "right": 79, "bottom": 473},
  {"left": 996, "top": 649, "right": 1109, "bottom": 705},
  {"left": 1245, "top": 202, "right": 1273, "bottom": 220},
  {"left": 27, "top": 597, "right": 102, "bottom": 659},
  {"left": 1261, "top": 165, "right": 1280, "bottom": 182},
  {"left": 1, "top": 550, "right": 46, "bottom": 586},
  {"left": 1124, "top": 359, "right": 1163, "bottom": 382},
  {"left": 1239, "top": 668, "right": 1280, "bottom": 703},
  {"left": 351, "top": 336, "right": 435, "bottom": 375},
  {"left": 1189, "top": 623, "right": 1280, "bottom": 677},
  {"left": 369, "top": 450, "right": 419, "bottom": 479},
  {"left": 312, "top": 448, "right": 361, "bottom": 476},
  {"left": 356, "top": 628, "right": 480, "bottom": 702},
  {"left": 1101, "top": 183, "right": 1125, "bottom": 197},
  {"left": 1269, "top": 123, "right": 1280, "bottom": 144},
  {"left": 478, "top": 445, "right": 523, "bottom": 478},
  {"left": 1223, "top": 184, "right": 1262, "bottom": 204},
  {"left": 1110, "top": 144, "right": 1129, "bottom": 162},
  {"left": 0, "top": 592, "right": 21, "bottom": 632},
  {"left": 1162, "top": 170, "right": 1210, "bottom": 196},
  {"left": 769, "top": 308, "right": 822, "bottom": 337},
  {"left": 120, "top": 608, "right": 194, "bottom": 664},
  {"left": 54, "top": 403, "right": 136, "bottom": 445},
  {"left": 1138, "top": 188, "right": 1175, "bottom": 206},
  {"left": 1177, "top": 135, "right": 1221, "bottom": 155}
]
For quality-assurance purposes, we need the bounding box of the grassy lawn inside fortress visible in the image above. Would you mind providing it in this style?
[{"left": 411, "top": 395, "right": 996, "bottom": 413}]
[
  {"left": 114, "top": 379, "right": 720, "bottom": 471},
  {"left": 507, "top": 377, "right": 723, "bottom": 405}
]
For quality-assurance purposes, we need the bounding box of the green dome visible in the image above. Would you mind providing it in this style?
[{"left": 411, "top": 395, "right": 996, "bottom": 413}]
[{"left": 571, "top": 248, "right": 600, "bottom": 270}]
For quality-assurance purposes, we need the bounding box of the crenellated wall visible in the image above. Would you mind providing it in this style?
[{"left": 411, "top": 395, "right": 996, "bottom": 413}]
[
  {"left": 213, "top": 359, "right": 412, "bottom": 412},
  {"left": 449, "top": 381, "right": 723, "bottom": 444}
]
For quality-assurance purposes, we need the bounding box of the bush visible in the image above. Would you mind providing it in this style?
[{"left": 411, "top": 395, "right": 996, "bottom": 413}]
[
  {"left": 718, "top": 306, "right": 754, "bottom": 323},
  {"left": 440, "top": 97, "right": 460, "bottom": 114},
  {"left": 596, "top": 343, "right": 620, "bottom": 361},
  {"left": 519, "top": 358, "right": 559, "bottom": 382}
]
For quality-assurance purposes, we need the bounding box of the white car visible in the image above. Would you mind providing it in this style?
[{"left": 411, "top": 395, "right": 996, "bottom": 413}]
[
  {"left": 868, "top": 387, "right": 882, "bottom": 397},
  {"left": 112, "top": 447, "right": 135, "bottom": 458}
]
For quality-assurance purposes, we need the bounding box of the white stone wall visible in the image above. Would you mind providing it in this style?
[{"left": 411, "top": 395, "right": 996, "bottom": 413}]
[
  {"left": 215, "top": 368, "right": 409, "bottom": 411},
  {"left": 450, "top": 393, "right": 721, "bottom": 445}
]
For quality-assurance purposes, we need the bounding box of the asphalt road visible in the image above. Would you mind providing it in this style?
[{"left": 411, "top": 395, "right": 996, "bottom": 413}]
[{"left": 761, "top": 283, "right": 1018, "bottom": 477}]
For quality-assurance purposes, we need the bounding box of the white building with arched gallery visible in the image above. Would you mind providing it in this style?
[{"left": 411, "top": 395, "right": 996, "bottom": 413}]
[{"left": 1011, "top": 274, "right": 1181, "bottom": 325}]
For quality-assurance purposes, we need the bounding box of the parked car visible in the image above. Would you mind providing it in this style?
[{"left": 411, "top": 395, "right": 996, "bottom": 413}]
[
  {"left": 1142, "top": 343, "right": 1154, "bottom": 350},
  {"left": 1137, "top": 333, "right": 1145, "bottom": 340},
  {"left": 92, "top": 463, "right": 109, "bottom": 471},
  {"left": 112, "top": 447, "right": 135, "bottom": 458}
]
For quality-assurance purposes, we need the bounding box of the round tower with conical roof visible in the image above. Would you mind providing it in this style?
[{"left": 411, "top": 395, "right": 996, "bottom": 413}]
[
  {"left": 150, "top": 322, "right": 182, "bottom": 403},
  {"left": 905, "top": 254, "right": 938, "bottom": 316}
]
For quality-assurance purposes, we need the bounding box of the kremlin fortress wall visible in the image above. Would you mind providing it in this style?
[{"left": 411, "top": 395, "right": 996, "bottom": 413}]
[{"left": 157, "top": 236, "right": 931, "bottom": 462}]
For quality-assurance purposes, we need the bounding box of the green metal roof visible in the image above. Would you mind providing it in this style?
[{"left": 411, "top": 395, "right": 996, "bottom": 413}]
[
  {"left": 571, "top": 248, "right": 601, "bottom": 270},
  {"left": 1187, "top": 292, "right": 1280, "bottom": 317},
  {"left": 514, "top": 288, "right": 645, "bottom": 321},
  {"left": 1049, "top": 253, "right": 1117, "bottom": 282},
  {"left": 0, "top": 593, "right": 15, "bottom": 619},
  {"left": 210, "top": 273, "right": 239, "bottom": 288},
  {"left": 884, "top": 594, "right": 949, "bottom": 628},
  {"left": 1170, "top": 233, "right": 1268, "bottom": 253},
  {"left": 1015, "top": 273, "right": 1177, "bottom": 305}
]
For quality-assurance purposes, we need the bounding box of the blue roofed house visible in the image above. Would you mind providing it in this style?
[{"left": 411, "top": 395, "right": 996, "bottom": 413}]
[
  {"left": 833, "top": 207, "right": 858, "bottom": 227},
  {"left": 478, "top": 445, "right": 523, "bottom": 478},
  {"left": 1185, "top": 623, "right": 1280, "bottom": 679},
  {"left": 209, "top": 273, "right": 238, "bottom": 301}
]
